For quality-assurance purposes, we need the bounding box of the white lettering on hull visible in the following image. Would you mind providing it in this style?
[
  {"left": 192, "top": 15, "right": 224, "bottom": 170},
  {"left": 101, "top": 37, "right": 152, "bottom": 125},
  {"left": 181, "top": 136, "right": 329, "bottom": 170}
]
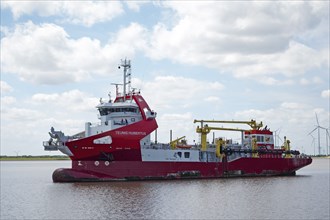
[{"left": 115, "top": 131, "right": 146, "bottom": 136}]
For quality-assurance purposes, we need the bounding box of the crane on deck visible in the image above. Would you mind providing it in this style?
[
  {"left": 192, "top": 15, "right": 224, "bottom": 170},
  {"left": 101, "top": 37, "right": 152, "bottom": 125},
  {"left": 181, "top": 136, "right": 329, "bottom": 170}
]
[
  {"left": 170, "top": 136, "right": 187, "bottom": 150},
  {"left": 193, "top": 119, "right": 263, "bottom": 153},
  {"left": 193, "top": 119, "right": 294, "bottom": 158}
]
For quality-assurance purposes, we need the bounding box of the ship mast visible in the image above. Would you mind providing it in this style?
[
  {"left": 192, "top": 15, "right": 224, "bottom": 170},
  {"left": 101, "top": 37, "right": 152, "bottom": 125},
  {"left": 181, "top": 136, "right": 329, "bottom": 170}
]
[{"left": 119, "top": 59, "right": 131, "bottom": 101}]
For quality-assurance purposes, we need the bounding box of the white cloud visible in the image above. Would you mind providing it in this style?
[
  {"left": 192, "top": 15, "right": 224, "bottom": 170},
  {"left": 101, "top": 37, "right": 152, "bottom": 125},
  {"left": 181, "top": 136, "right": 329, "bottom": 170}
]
[
  {"left": 300, "top": 78, "right": 310, "bottom": 85},
  {"left": 61, "top": 1, "right": 124, "bottom": 27},
  {"left": 0, "top": 81, "right": 13, "bottom": 93},
  {"left": 31, "top": 89, "right": 99, "bottom": 112},
  {"left": 1, "top": 1, "right": 61, "bottom": 19},
  {"left": 125, "top": 1, "right": 150, "bottom": 12},
  {"left": 3, "top": 89, "right": 97, "bottom": 134},
  {"left": 161, "top": 112, "right": 192, "bottom": 121},
  {"left": 1, "top": 1, "right": 124, "bottom": 27},
  {"left": 321, "top": 90, "right": 330, "bottom": 98},
  {"left": 32, "top": 93, "right": 59, "bottom": 102},
  {"left": 233, "top": 42, "right": 326, "bottom": 78},
  {"left": 133, "top": 75, "right": 224, "bottom": 110},
  {"left": 1, "top": 21, "right": 146, "bottom": 84},
  {"left": 1, "top": 22, "right": 82, "bottom": 84},
  {"left": 2, "top": 107, "right": 44, "bottom": 121},
  {"left": 205, "top": 96, "right": 220, "bottom": 102},
  {"left": 105, "top": 22, "right": 148, "bottom": 58},
  {"left": 280, "top": 102, "right": 308, "bottom": 109},
  {"left": 158, "top": 112, "right": 195, "bottom": 141},
  {"left": 1, "top": 96, "right": 16, "bottom": 105},
  {"left": 145, "top": 1, "right": 329, "bottom": 84},
  {"left": 2, "top": 2, "right": 328, "bottom": 86},
  {"left": 300, "top": 76, "right": 324, "bottom": 85}
]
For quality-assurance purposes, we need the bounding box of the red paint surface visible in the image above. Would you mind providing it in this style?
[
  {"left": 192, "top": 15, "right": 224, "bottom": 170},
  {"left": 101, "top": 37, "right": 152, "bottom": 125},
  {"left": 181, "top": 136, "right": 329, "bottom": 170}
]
[{"left": 52, "top": 156, "right": 312, "bottom": 182}]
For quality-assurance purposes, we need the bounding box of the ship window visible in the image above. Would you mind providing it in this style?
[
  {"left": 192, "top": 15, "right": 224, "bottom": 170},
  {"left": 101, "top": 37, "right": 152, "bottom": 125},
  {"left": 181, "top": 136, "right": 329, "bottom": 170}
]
[
  {"left": 257, "top": 136, "right": 264, "bottom": 142},
  {"left": 177, "top": 152, "right": 182, "bottom": 158},
  {"left": 184, "top": 152, "right": 190, "bottom": 158},
  {"left": 99, "top": 108, "right": 106, "bottom": 116},
  {"left": 100, "top": 107, "right": 138, "bottom": 115},
  {"left": 99, "top": 108, "right": 119, "bottom": 115}
]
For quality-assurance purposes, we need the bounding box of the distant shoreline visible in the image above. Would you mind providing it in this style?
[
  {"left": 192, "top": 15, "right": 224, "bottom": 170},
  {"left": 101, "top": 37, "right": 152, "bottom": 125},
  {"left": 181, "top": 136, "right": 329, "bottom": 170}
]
[{"left": 0, "top": 155, "right": 70, "bottom": 161}]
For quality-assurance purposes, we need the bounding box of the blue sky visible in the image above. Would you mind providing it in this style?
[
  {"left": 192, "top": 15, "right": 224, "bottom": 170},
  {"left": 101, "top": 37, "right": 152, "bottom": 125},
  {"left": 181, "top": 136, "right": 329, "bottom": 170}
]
[{"left": 1, "top": 1, "right": 329, "bottom": 156}]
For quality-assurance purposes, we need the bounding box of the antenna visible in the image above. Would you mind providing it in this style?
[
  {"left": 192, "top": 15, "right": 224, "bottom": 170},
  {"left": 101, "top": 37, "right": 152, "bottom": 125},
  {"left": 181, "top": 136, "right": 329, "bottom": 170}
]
[
  {"left": 119, "top": 59, "right": 131, "bottom": 101},
  {"left": 108, "top": 92, "right": 112, "bottom": 103},
  {"left": 111, "top": 83, "right": 123, "bottom": 97}
]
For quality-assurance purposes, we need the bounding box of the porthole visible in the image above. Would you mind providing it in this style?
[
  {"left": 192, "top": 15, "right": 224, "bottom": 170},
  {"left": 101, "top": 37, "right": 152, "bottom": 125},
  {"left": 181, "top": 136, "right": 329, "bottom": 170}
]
[{"left": 95, "top": 161, "right": 99, "bottom": 166}]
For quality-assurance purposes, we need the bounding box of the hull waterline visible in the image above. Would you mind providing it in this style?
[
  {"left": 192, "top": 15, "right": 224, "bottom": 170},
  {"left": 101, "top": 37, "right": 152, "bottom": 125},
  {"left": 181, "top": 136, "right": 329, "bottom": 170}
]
[{"left": 53, "top": 157, "right": 312, "bottom": 182}]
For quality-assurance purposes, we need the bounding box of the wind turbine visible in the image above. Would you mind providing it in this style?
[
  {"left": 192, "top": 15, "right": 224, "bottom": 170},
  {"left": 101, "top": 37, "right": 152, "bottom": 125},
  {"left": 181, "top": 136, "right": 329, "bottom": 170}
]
[
  {"left": 309, "top": 133, "right": 316, "bottom": 156},
  {"left": 274, "top": 128, "right": 283, "bottom": 149},
  {"left": 308, "top": 113, "right": 328, "bottom": 155},
  {"left": 315, "top": 114, "right": 330, "bottom": 155},
  {"left": 325, "top": 128, "right": 330, "bottom": 156}
]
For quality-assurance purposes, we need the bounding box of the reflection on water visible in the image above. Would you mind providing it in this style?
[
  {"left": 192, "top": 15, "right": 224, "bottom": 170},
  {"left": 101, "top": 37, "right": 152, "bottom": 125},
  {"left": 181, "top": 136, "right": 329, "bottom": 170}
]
[{"left": 1, "top": 159, "right": 329, "bottom": 219}]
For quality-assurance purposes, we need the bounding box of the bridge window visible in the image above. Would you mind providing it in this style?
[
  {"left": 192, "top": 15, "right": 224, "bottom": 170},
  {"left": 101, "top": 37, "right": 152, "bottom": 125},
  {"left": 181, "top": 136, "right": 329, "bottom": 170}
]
[
  {"left": 99, "top": 107, "right": 139, "bottom": 116},
  {"left": 99, "top": 108, "right": 107, "bottom": 116}
]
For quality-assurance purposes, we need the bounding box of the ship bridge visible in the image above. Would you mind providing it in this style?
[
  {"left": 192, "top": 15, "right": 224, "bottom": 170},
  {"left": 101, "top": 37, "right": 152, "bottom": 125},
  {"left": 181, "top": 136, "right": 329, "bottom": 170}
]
[
  {"left": 95, "top": 100, "right": 143, "bottom": 129},
  {"left": 85, "top": 59, "right": 157, "bottom": 138}
]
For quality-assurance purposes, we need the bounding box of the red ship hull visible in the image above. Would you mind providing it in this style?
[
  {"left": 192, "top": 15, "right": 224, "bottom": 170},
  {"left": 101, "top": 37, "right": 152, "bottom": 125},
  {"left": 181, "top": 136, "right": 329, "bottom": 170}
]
[{"left": 52, "top": 157, "right": 312, "bottom": 182}]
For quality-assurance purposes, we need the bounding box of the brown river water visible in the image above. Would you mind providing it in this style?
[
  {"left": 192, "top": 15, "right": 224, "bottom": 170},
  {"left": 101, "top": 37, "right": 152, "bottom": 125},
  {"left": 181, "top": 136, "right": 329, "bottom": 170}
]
[{"left": 1, "top": 158, "right": 329, "bottom": 219}]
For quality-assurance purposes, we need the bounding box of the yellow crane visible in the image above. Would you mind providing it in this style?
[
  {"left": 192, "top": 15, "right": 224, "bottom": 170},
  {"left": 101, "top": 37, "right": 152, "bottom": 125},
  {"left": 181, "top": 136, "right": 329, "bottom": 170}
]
[
  {"left": 282, "top": 136, "right": 292, "bottom": 158},
  {"left": 193, "top": 119, "right": 263, "bottom": 130},
  {"left": 170, "top": 136, "right": 186, "bottom": 150},
  {"left": 194, "top": 119, "right": 263, "bottom": 153}
]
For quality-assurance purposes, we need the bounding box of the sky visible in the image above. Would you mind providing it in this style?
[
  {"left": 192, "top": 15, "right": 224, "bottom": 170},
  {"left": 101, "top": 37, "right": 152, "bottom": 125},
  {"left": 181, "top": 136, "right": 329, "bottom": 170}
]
[{"left": 1, "top": 1, "right": 329, "bottom": 156}]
